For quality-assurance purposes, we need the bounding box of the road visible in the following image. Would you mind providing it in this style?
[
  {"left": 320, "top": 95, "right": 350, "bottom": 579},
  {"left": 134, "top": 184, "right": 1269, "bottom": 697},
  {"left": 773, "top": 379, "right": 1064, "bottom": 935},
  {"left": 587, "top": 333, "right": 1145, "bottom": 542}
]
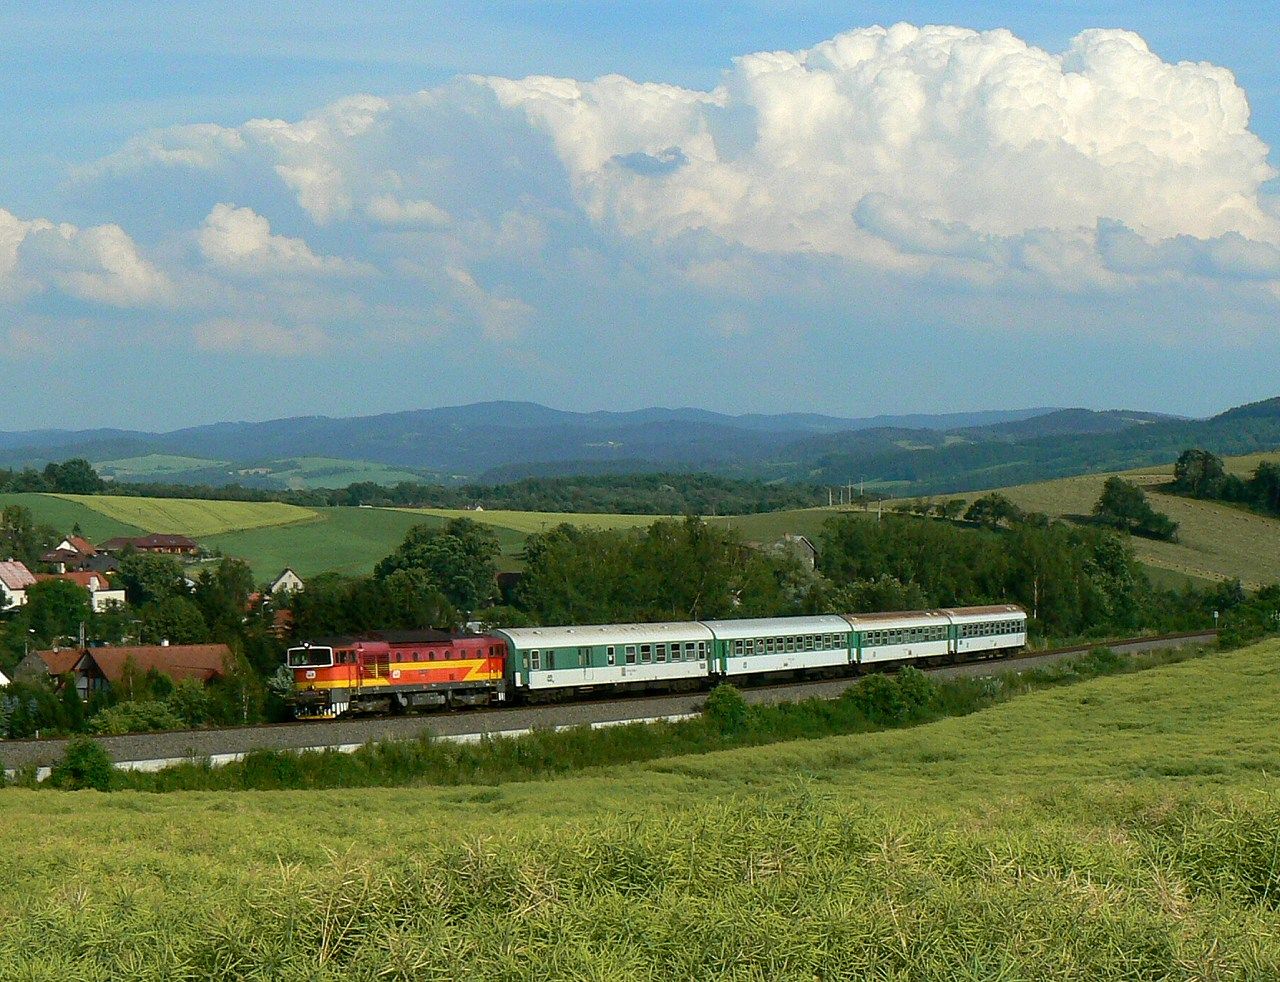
[{"left": 0, "top": 631, "right": 1216, "bottom": 772}]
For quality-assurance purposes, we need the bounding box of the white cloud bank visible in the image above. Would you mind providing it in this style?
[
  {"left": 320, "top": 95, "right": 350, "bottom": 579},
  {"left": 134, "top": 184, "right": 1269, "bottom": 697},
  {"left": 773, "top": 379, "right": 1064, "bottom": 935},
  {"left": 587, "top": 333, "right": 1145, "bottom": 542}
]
[{"left": 11, "top": 22, "right": 1280, "bottom": 356}]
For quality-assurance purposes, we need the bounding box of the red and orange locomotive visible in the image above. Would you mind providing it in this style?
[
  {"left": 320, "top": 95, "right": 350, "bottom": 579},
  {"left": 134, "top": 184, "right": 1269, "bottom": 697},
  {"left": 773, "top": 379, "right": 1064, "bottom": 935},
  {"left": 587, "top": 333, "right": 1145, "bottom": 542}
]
[{"left": 286, "top": 630, "right": 508, "bottom": 718}]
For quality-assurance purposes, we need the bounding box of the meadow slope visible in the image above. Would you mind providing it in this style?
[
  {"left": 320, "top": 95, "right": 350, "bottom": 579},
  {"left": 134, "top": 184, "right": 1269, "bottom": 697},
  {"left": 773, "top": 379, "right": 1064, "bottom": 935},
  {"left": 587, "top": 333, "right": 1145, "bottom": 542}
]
[{"left": 2, "top": 641, "right": 1278, "bottom": 977}]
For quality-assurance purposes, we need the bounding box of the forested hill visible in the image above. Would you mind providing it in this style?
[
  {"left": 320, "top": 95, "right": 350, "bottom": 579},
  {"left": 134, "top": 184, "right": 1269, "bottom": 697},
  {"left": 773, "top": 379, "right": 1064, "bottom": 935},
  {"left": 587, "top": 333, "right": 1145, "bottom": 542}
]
[
  {"left": 0, "top": 398, "right": 1277, "bottom": 497},
  {"left": 794, "top": 397, "right": 1280, "bottom": 494}
]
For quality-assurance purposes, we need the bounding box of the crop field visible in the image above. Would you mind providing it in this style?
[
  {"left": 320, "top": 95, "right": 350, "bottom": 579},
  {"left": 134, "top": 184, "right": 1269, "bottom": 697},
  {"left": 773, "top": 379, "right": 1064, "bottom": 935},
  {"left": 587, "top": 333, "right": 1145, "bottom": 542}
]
[
  {"left": 93, "top": 454, "right": 229, "bottom": 479},
  {"left": 1, "top": 641, "right": 1278, "bottom": 977},
  {"left": 205, "top": 507, "right": 528, "bottom": 579},
  {"left": 50, "top": 494, "right": 317, "bottom": 539},
  {"left": 383, "top": 506, "right": 673, "bottom": 535},
  {"left": 896, "top": 454, "right": 1280, "bottom": 589},
  {"left": 0, "top": 492, "right": 145, "bottom": 542}
]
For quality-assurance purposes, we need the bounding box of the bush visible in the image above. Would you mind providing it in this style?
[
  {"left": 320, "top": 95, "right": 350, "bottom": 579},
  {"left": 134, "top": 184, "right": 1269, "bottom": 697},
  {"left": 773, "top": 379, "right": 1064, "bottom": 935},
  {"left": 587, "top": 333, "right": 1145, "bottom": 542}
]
[
  {"left": 48, "top": 737, "right": 114, "bottom": 791},
  {"left": 704, "top": 684, "right": 749, "bottom": 735},
  {"left": 88, "top": 700, "right": 184, "bottom": 736}
]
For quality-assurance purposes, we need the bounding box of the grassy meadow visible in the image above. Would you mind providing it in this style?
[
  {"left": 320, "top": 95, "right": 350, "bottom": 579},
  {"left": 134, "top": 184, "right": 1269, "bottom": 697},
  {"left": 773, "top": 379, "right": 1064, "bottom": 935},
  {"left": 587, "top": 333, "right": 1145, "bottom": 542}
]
[
  {"left": 0, "top": 492, "right": 145, "bottom": 542},
  {"left": 48, "top": 494, "right": 318, "bottom": 538},
  {"left": 2, "top": 640, "right": 1279, "bottom": 977}
]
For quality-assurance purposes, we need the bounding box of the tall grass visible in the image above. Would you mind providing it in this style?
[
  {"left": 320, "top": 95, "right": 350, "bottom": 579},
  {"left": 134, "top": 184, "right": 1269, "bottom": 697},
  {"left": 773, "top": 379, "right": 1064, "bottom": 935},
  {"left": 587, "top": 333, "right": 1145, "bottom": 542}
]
[{"left": 53, "top": 644, "right": 1209, "bottom": 794}]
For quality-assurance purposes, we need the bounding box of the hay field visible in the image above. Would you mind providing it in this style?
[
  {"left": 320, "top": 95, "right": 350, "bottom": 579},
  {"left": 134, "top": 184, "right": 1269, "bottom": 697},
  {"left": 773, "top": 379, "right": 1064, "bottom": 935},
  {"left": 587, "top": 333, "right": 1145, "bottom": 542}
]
[
  {"left": 51, "top": 494, "right": 317, "bottom": 538},
  {"left": 898, "top": 455, "right": 1280, "bottom": 589},
  {"left": 1, "top": 641, "right": 1278, "bottom": 977}
]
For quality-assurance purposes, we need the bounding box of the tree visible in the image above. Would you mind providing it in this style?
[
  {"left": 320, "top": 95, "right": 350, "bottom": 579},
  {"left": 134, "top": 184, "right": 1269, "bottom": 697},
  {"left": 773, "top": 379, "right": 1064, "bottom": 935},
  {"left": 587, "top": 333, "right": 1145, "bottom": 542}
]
[
  {"left": 375, "top": 518, "right": 500, "bottom": 612},
  {"left": 0, "top": 505, "right": 55, "bottom": 565},
  {"left": 119, "top": 553, "right": 188, "bottom": 606},
  {"left": 139, "top": 596, "right": 209, "bottom": 645},
  {"left": 1248, "top": 461, "right": 1280, "bottom": 514},
  {"left": 1172, "top": 449, "right": 1226, "bottom": 497},
  {"left": 194, "top": 558, "right": 255, "bottom": 637},
  {"left": 964, "top": 493, "right": 1023, "bottom": 529},
  {"left": 1092, "top": 477, "right": 1178, "bottom": 541},
  {"left": 42, "top": 458, "right": 106, "bottom": 494},
  {"left": 23, "top": 579, "right": 92, "bottom": 647}
]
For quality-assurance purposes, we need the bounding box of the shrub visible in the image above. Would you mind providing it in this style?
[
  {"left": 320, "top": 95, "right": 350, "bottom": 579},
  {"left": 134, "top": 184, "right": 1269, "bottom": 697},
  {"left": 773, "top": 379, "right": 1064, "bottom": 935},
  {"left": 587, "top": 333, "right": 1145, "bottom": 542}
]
[
  {"left": 88, "top": 700, "right": 184, "bottom": 736},
  {"left": 48, "top": 737, "right": 114, "bottom": 791},
  {"left": 845, "top": 673, "right": 908, "bottom": 724},
  {"left": 704, "top": 684, "right": 749, "bottom": 735}
]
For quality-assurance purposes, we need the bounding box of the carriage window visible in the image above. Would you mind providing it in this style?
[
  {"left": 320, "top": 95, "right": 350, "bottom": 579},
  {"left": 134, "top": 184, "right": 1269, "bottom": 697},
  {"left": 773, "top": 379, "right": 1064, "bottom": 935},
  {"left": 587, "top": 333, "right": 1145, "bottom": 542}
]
[
  {"left": 805, "top": 636, "right": 815, "bottom": 650},
  {"left": 626, "top": 645, "right": 636, "bottom": 664},
  {"left": 641, "top": 645, "right": 652, "bottom": 663},
  {"left": 522, "top": 653, "right": 529, "bottom": 669},
  {"left": 698, "top": 641, "right": 707, "bottom": 658},
  {"left": 531, "top": 649, "right": 540, "bottom": 670},
  {"left": 547, "top": 650, "right": 556, "bottom": 670},
  {"left": 733, "top": 640, "right": 743, "bottom": 656},
  {"left": 607, "top": 646, "right": 616, "bottom": 666},
  {"left": 656, "top": 644, "right": 667, "bottom": 663},
  {"left": 579, "top": 647, "right": 590, "bottom": 667}
]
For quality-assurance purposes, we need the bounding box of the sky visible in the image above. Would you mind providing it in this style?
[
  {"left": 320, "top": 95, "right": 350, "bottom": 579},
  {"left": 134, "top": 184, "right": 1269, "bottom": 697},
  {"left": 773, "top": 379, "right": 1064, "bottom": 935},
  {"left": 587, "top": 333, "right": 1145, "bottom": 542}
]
[{"left": 2, "top": 1, "right": 1279, "bottom": 430}]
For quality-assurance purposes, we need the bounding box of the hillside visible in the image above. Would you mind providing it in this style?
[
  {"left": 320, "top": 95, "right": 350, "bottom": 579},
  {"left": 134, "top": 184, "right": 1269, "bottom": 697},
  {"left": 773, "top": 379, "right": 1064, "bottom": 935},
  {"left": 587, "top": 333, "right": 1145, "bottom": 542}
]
[
  {"left": 902, "top": 453, "right": 1280, "bottom": 588},
  {"left": 2, "top": 641, "right": 1278, "bottom": 976}
]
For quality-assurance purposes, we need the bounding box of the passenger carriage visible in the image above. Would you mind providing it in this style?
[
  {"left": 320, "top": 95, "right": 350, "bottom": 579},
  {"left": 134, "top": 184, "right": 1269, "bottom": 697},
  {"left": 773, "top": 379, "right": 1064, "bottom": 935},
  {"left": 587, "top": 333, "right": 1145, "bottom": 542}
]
[
  {"left": 845, "top": 609, "right": 953, "bottom": 666},
  {"left": 943, "top": 604, "right": 1027, "bottom": 658},
  {"left": 492, "top": 622, "right": 714, "bottom": 699},
  {"left": 701, "top": 615, "right": 853, "bottom": 678}
]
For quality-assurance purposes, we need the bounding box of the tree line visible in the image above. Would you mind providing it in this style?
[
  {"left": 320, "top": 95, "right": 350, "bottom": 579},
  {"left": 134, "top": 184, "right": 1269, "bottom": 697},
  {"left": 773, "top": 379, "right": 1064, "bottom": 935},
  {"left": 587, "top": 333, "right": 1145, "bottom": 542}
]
[
  {"left": 1170, "top": 448, "right": 1280, "bottom": 516},
  {"left": 0, "top": 459, "right": 831, "bottom": 515}
]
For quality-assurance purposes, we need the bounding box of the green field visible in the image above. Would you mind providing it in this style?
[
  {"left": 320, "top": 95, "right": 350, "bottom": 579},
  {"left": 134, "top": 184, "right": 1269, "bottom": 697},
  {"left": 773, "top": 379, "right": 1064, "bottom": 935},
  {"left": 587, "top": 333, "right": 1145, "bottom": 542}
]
[
  {"left": 0, "top": 492, "right": 145, "bottom": 542},
  {"left": 50, "top": 494, "right": 317, "bottom": 538},
  {"left": 3, "top": 641, "right": 1279, "bottom": 976},
  {"left": 94, "top": 453, "right": 229, "bottom": 479},
  {"left": 899, "top": 454, "right": 1280, "bottom": 589},
  {"left": 384, "top": 506, "right": 674, "bottom": 534},
  {"left": 204, "top": 508, "right": 520, "bottom": 579}
]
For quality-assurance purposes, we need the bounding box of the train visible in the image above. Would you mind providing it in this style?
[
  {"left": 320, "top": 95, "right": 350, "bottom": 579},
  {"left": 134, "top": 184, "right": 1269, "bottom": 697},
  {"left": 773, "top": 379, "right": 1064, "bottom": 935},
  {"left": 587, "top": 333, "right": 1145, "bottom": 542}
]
[{"left": 285, "top": 604, "right": 1028, "bottom": 719}]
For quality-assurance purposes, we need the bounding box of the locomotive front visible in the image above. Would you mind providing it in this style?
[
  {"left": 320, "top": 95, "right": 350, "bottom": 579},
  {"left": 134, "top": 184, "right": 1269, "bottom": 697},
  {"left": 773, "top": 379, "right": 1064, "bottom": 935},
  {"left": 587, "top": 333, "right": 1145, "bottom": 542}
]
[{"left": 285, "top": 642, "right": 353, "bottom": 719}]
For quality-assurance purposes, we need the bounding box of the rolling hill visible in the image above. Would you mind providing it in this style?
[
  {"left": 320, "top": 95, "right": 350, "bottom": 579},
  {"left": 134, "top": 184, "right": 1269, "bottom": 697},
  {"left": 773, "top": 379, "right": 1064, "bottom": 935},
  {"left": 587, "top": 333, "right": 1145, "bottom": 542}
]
[{"left": 4, "top": 639, "right": 1278, "bottom": 976}]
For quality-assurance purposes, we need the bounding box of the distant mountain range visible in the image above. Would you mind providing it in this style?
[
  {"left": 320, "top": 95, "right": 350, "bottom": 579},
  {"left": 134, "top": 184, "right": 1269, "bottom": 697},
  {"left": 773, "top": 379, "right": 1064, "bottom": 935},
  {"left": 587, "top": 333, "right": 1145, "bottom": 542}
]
[{"left": 0, "top": 398, "right": 1276, "bottom": 496}]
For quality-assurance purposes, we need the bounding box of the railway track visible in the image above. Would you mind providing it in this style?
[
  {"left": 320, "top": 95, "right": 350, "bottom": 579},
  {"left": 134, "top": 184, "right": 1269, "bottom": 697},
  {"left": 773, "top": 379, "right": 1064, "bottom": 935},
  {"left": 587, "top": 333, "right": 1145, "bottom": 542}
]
[{"left": 0, "top": 630, "right": 1216, "bottom": 773}]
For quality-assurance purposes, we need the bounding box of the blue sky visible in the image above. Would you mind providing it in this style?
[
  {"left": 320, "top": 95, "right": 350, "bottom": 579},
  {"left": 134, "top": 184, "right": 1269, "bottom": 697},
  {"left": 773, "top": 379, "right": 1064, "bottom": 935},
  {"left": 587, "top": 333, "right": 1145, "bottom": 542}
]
[{"left": 1, "top": 1, "right": 1279, "bottom": 429}]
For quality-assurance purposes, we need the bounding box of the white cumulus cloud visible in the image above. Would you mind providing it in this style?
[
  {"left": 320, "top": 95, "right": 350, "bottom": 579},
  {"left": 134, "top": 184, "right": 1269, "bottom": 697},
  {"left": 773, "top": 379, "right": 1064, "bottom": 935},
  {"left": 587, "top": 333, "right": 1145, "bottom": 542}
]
[{"left": 198, "top": 203, "right": 369, "bottom": 276}]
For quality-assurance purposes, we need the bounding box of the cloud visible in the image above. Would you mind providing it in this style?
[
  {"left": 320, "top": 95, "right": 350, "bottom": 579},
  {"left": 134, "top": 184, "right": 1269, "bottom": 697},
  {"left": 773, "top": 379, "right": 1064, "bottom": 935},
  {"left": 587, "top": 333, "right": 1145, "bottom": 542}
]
[
  {"left": 193, "top": 317, "right": 329, "bottom": 355},
  {"left": 443, "top": 266, "right": 534, "bottom": 342},
  {"left": 2, "top": 209, "right": 168, "bottom": 306},
  {"left": 198, "top": 203, "right": 369, "bottom": 276},
  {"left": 1097, "top": 219, "right": 1280, "bottom": 280},
  {"left": 10, "top": 20, "right": 1280, "bottom": 365},
  {"left": 366, "top": 195, "right": 451, "bottom": 226}
]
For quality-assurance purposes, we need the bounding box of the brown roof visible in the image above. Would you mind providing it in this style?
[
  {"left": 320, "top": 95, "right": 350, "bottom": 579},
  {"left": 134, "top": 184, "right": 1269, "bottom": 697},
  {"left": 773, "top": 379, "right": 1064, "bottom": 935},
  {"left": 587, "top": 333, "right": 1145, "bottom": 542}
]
[
  {"left": 0, "top": 561, "right": 36, "bottom": 590},
  {"left": 84, "top": 644, "right": 229, "bottom": 684},
  {"left": 30, "top": 648, "right": 84, "bottom": 675},
  {"left": 940, "top": 605, "right": 1026, "bottom": 616},
  {"left": 34, "top": 571, "right": 115, "bottom": 591},
  {"left": 137, "top": 534, "right": 198, "bottom": 548},
  {"left": 66, "top": 535, "right": 96, "bottom": 555}
]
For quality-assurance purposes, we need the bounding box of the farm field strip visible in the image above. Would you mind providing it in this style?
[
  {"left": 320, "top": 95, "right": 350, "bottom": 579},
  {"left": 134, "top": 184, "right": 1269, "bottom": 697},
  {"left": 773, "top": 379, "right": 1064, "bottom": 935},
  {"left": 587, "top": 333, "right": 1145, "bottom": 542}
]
[
  {"left": 50, "top": 494, "right": 318, "bottom": 538},
  {"left": 380, "top": 506, "right": 675, "bottom": 534}
]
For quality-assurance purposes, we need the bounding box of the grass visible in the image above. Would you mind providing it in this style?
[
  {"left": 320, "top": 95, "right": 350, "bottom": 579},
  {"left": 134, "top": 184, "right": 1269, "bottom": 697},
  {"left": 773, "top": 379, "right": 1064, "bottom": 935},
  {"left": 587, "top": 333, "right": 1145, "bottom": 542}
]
[
  {"left": 94, "top": 454, "right": 228, "bottom": 478},
  {"left": 1, "top": 641, "right": 1278, "bottom": 976},
  {"left": 204, "top": 507, "right": 511, "bottom": 579},
  {"left": 241, "top": 457, "right": 445, "bottom": 490},
  {"left": 51, "top": 494, "right": 318, "bottom": 539},
  {"left": 894, "top": 453, "right": 1280, "bottom": 589},
  {"left": 0, "top": 492, "right": 145, "bottom": 542}
]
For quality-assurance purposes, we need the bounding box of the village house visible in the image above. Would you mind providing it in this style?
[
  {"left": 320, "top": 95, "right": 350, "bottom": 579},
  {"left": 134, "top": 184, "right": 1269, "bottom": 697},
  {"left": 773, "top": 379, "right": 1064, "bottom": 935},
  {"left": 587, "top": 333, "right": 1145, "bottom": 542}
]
[
  {"left": 99, "top": 533, "right": 200, "bottom": 556},
  {"left": 0, "top": 667, "right": 9, "bottom": 688},
  {"left": 34, "top": 571, "right": 127, "bottom": 612},
  {"left": 0, "top": 561, "right": 37, "bottom": 609},
  {"left": 39, "top": 534, "right": 97, "bottom": 572},
  {"left": 269, "top": 567, "right": 304, "bottom": 594},
  {"left": 17, "top": 643, "right": 230, "bottom": 701}
]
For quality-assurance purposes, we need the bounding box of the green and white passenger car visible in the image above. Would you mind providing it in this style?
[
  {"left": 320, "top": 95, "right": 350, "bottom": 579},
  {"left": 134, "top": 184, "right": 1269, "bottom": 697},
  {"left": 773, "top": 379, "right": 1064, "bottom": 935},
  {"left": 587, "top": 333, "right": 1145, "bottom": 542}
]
[
  {"left": 494, "top": 622, "right": 713, "bottom": 696},
  {"left": 701, "top": 615, "right": 854, "bottom": 677}
]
